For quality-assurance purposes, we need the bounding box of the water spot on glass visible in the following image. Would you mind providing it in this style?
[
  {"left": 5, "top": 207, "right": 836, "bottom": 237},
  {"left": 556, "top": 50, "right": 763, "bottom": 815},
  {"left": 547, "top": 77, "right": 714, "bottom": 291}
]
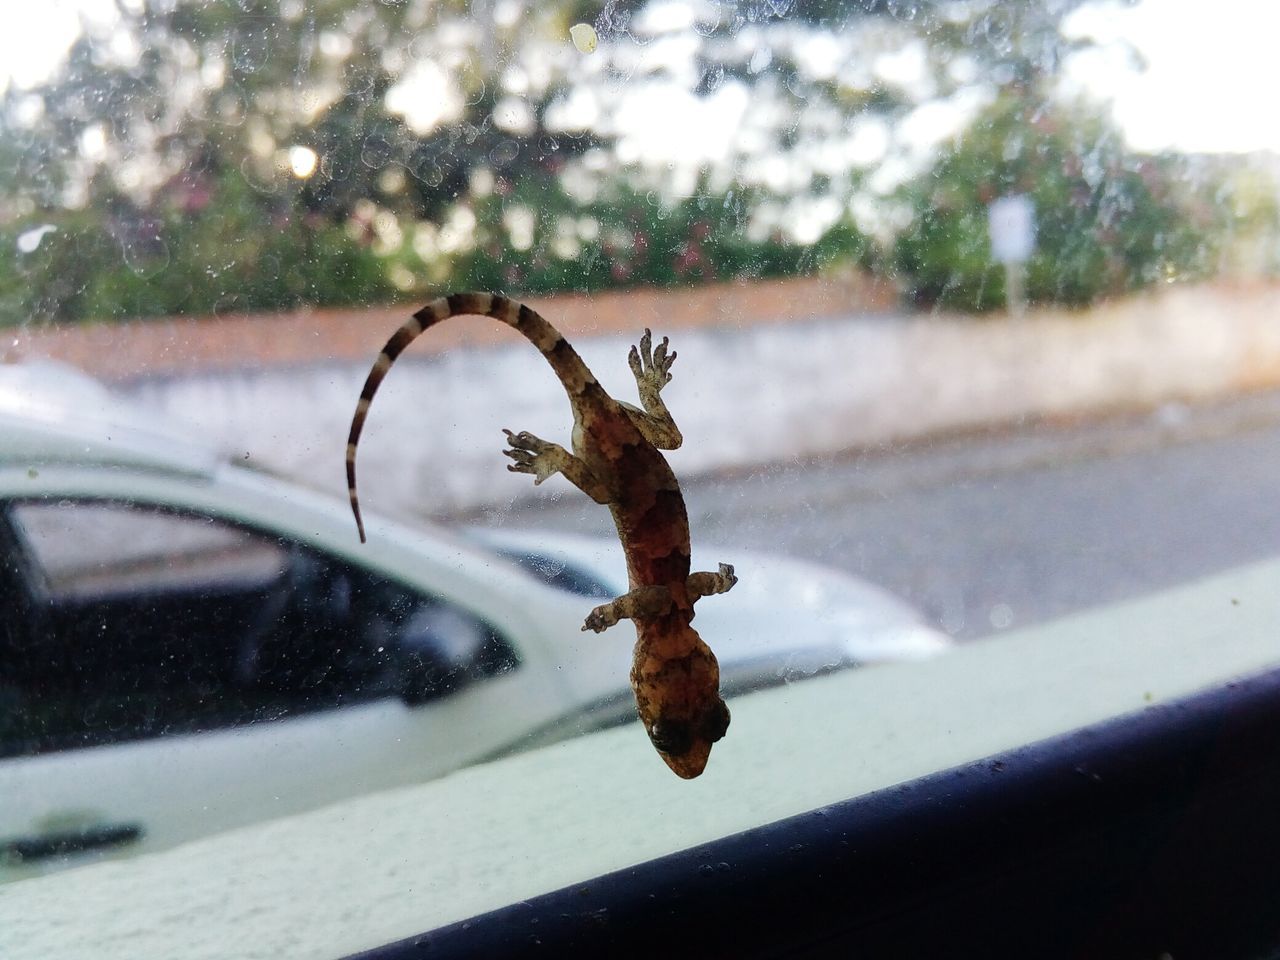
[
  {"left": 539, "top": 135, "right": 560, "bottom": 154},
  {"left": 464, "top": 79, "right": 488, "bottom": 107},
  {"left": 623, "top": 26, "right": 653, "bottom": 47},
  {"left": 342, "top": 62, "right": 377, "bottom": 97},
  {"left": 260, "top": 254, "right": 282, "bottom": 283},
  {"left": 16, "top": 224, "right": 55, "bottom": 254},
  {"left": 213, "top": 294, "right": 242, "bottom": 318},
  {"left": 239, "top": 157, "right": 281, "bottom": 194},
  {"left": 489, "top": 140, "right": 520, "bottom": 166},
  {"left": 411, "top": 159, "right": 445, "bottom": 187},
  {"left": 700, "top": 64, "right": 726, "bottom": 94},
  {"left": 597, "top": 4, "right": 632, "bottom": 38},
  {"left": 569, "top": 23, "right": 598, "bottom": 54},
  {"left": 939, "top": 601, "right": 965, "bottom": 635},
  {"left": 231, "top": 24, "right": 276, "bottom": 73},
  {"left": 121, "top": 234, "right": 171, "bottom": 280},
  {"left": 988, "top": 603, "right": 1014, "bottom": 629},
  {"left": 886, "top": 0, "right": 919, "bottom": 20},
  {"left": 693, "top": 2, "right": 724, "bottom": 37},
  {"left": 407, "top": 34, "right": 432, "bottom": 61},
  {"left": 531, "top": 555, "right": 567, "bottom": 579},
  {"left": 361, "top": 136, "right": 394, "bottom": 169},
  {"left": 320, "top": 150, "right": 353, "bottom": 182},
  {"left": 211, "top": 88, "right": 248, "bottom": 127},
  {"left": 969, "top": 10, "right": 1013, "bottom": 49}
]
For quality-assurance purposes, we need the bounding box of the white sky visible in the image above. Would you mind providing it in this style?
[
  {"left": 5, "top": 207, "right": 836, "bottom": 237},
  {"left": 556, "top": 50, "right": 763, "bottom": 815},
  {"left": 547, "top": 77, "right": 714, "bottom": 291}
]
[
  {"left": 0, "top": 0, "right": 117, "bottom": 90},
  {"left": 1062, "top": 0, "right": 1280, "bottom": 155},
  {"left": 0, "top": 0, "right": 1277, "bottom": 157}
]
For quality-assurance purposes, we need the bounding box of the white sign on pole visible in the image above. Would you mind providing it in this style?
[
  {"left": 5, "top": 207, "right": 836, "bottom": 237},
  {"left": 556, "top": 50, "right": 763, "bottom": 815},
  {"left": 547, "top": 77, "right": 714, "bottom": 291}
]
[{"left": 988, "top": 194, "right": 1036, "bottom": 264}]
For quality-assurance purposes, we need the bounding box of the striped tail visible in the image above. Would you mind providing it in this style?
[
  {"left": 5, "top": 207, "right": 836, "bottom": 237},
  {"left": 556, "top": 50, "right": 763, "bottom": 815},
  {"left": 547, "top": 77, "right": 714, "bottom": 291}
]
[{"left": 345, "top": 292, "right": 598, "bottom": 542}]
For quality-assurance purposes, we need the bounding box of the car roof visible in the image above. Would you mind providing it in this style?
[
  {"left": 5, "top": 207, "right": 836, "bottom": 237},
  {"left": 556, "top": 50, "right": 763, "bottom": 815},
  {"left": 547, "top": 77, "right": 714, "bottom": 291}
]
[{"left": 0, "top": 360, "right": 220, "bottom": 477}]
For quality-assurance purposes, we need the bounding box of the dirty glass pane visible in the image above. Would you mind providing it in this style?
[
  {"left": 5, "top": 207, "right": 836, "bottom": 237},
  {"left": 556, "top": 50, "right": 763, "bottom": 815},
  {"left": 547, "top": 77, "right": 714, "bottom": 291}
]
[{"left": 1, "top": 0, "right": 1278, "bottom": 953}]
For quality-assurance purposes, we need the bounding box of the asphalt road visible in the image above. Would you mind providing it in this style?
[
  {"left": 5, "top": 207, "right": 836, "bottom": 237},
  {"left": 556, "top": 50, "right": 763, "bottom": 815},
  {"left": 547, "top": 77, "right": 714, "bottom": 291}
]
[{"left": 476, "top": 390, "right": 1280, "bottom": 642}]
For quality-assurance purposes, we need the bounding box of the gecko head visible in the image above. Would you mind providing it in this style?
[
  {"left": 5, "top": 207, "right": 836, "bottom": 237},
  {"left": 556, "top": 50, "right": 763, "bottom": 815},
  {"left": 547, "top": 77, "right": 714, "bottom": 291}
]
[{"left": 646, "top": 696, "right": 731, "bottom": 779}]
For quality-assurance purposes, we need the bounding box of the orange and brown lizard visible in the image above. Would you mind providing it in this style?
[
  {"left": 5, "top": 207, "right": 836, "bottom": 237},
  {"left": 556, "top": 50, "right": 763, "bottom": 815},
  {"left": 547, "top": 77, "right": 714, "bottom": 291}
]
[{"left": 345, "top": 292, "right": 735, "bottom": 778}]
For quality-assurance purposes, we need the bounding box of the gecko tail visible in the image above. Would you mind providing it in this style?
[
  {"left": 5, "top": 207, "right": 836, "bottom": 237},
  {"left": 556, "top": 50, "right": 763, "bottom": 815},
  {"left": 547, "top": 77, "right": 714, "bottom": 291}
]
[
  {"left": 347, "top": 453, "right": 367, "bottom": 544},
  {"left": 344, "top": 292, "right": 598, "bottom": 542}
]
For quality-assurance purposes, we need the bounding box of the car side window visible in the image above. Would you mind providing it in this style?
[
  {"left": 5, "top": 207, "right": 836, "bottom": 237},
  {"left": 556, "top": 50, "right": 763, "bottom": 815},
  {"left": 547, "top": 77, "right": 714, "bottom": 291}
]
[{"left": 0, "top": 499, "right": 518, "bottom": 758}]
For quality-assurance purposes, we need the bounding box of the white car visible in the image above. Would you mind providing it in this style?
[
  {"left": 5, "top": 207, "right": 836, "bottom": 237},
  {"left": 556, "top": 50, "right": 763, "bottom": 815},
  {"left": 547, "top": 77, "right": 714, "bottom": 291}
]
[{"left": 0, "top": 361, "right": 949, "bottom": 880}]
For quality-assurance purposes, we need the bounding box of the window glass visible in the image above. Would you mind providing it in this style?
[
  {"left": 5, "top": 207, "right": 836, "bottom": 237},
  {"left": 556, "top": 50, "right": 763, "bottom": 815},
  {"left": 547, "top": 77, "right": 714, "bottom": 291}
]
[
  {"left": 0, "top": 0, "right": 1278, "bottom": 953},
  {"left": 16, "top": 499, "right": 284, "bottom": 598}
]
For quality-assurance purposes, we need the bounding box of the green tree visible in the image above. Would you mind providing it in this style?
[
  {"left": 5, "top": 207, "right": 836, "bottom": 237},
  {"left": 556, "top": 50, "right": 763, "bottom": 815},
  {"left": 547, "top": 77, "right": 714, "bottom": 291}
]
[
  {"left": 891, "top": 89, "right": 1218, "bottom": 310},
  {"left": 0, "top": 0, "right": 1139, "bottom": 324},
  {"left": 1, "top": 0, "right": 609, "bottom": 322}
]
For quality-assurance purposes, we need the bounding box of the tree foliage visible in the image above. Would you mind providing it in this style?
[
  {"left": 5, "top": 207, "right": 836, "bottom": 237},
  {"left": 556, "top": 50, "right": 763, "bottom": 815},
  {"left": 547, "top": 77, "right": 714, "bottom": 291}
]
[
  {"left": 0, "top": 0, "right": 1221, "bottom": 327},
  {"left": 891, "top": 88, "right": 1219, "bottom": 310}
]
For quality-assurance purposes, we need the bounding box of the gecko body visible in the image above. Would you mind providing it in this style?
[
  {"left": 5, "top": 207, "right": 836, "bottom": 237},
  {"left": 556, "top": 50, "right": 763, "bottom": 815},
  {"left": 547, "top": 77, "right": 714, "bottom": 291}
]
[{"left": 345, "top": 292, "right": 735, "bottom": 778}]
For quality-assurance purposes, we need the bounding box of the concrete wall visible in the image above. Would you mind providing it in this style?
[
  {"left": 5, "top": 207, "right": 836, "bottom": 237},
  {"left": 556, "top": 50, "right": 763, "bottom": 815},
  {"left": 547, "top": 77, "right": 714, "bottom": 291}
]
[
  {"left": 108, "top": 282, "right": 1280, "bottom": 519},
  {"left": 9, "top": 273, "right": 897, "bottom": 379}
]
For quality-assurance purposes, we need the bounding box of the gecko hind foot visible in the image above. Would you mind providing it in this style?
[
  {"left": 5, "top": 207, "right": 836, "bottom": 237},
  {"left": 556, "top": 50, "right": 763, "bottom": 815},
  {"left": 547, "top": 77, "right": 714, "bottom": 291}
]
[
  {"left": 715, "top": 562, "right": 738, "bottom": 591},
  {"left": 582, "top": 584, "right": 674, "bottom": 633},
  {"left": 582, "top": 603, "right": 620, "bottom": 633},
  {"left": 687, "top": 563, "right": 737, "bottom": 599}
]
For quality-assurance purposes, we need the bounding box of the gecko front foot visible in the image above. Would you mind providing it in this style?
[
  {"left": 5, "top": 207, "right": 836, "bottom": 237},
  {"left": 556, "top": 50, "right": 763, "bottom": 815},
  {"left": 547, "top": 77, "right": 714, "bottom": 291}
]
[
  {"left": 628, "top": 328, "right": 676, "bottom": 397},
  {"left": 624, "top": 328, "right": 683, "bottom": 450},
  {"left": 503, "top": 429, "right": 614, "bottom": 504},
  {"left": 502, "top": 428, "right": 563, "bottom": 485}
]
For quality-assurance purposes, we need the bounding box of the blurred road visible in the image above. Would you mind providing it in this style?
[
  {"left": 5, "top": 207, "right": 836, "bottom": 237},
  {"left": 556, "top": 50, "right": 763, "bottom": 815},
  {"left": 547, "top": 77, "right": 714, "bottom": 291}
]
[{"left": 479, "top": 390, "right": 1280, "bottom": 641}]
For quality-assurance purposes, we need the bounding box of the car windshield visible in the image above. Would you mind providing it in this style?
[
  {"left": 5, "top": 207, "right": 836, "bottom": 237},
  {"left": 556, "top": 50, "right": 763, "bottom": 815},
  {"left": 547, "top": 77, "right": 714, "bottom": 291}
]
[{"left": 3, "top": 0, "right": 1279, "bottom": 956}]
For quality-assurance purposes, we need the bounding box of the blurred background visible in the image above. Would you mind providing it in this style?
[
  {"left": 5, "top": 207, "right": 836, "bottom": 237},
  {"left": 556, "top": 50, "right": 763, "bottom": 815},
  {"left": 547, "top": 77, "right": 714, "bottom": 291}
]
[
  {"left": 2, "top": 0, "right": 1274, "bottom": 320},
  {"left": 2, "top": 0, "right": 1279, "bottom": 641}
]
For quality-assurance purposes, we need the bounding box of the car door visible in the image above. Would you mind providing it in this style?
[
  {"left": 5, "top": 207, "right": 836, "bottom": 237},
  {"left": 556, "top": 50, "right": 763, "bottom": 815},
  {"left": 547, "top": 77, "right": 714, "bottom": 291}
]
[{"left": 0, "top": 496, "right": 543, "bottom": 880}]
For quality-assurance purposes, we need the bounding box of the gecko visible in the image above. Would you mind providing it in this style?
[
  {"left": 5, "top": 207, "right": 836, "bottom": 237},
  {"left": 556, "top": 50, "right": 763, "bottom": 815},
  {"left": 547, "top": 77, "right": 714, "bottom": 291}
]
[{"left": 344, "top": 292, "right": 736, "bottom": 778}]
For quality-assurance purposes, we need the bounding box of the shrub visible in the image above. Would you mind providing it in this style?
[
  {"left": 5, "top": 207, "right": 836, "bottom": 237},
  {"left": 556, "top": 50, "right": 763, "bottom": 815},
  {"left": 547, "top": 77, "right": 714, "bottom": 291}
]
[{"left": 891, "top": 91, "right": 1219, "bottom": 312}]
